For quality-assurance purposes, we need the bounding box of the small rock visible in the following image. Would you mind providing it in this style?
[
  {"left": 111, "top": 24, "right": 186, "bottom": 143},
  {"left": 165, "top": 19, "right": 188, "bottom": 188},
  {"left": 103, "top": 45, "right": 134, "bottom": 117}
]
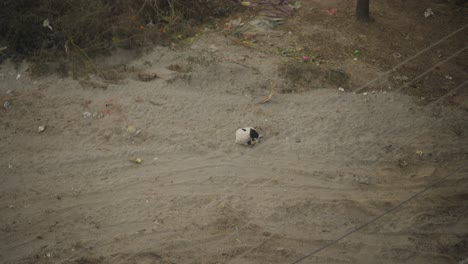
[
  {"left": 38, "top": 125, "right": 46, "bottom": 133},
  {"left": 416, "top": 150, "right": 424, "bottom": 156},
  {"left": 424, "top": 8, "right": 434, "bottom": 18},
  {"left": 82, "top": 111, "right": 92, "bottom": 118},
  {"left": 363, "top": 92, "right": 368, "bottom": 96},
  {"left": 338, "top": 87, "right": 345, "bottom": 92},
  {"left": 444, "top": 75, "right": 453, "bottom": 80},
  {"left": 3, "top": 101, "right": 11, "bottom": 110}
]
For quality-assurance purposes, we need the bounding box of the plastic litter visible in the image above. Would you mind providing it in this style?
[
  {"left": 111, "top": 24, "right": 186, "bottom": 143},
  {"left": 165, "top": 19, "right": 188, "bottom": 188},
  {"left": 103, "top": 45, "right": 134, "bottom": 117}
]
[
  {"left": 43, "top": 19, "right": 53, "bottom": 30},
  {"left": 37, "top": 125, "right": 46, "bottom": 133},
  {"left": 324, "top": 8, "right": 337, "bottom": 16},
  {"left": 424, "top": 8, "right": 434, "bottom": 18},
  {"left": 3, "top": 101, "right": 11, "bottom": 110},
  {"left": 130, "top": 158, "right": 143, "bottom": 164},
  {"left": 82, "top": 111, "right": 92, "bottom": 118}
]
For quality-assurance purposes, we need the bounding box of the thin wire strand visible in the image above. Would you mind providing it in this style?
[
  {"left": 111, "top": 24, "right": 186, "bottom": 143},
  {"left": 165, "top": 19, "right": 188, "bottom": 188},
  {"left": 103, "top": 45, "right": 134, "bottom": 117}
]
[
  {"left": 291, "top": 164, "right": 465, "bottom": 264},
  {"left": 290, "top": 79, "right": 468, "bottom": 263},
  {"left": 429, "top": 79, "right": 468, "bottom": 105},
  {"left": 225, "top": 22, "right": 468, "bottom": 264},
  {"left": 394, "top": 46, "right": 468, "bottom": 92},
  {"left": 354, "top": 24, "right": 468, "bottom": 93}
]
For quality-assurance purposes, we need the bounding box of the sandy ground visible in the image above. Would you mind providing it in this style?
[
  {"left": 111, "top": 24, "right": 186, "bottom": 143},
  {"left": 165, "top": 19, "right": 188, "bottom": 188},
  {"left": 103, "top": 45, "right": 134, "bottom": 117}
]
[{"left": 1, "top": 1, "right": 468, "bottom": 264}]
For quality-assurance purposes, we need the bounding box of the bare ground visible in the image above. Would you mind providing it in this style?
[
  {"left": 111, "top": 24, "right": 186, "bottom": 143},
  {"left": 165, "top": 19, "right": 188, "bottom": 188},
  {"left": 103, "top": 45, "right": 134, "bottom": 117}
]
[{"left": 1, "top": 1, "right": 468, "bottom": 264}]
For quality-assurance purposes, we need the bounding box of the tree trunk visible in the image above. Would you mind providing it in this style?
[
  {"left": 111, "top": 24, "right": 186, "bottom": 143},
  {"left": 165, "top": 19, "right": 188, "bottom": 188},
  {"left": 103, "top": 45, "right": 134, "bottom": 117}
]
[{"left": 356, "top": 0, "right": 370, "bottom": 21}]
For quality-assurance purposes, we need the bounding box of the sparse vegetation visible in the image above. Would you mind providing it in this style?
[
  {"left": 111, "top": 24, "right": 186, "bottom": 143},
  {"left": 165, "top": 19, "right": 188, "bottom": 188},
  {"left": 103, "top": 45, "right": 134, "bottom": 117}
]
[{"left": 0, "top": 0, "right": 238, "bottom": 74}]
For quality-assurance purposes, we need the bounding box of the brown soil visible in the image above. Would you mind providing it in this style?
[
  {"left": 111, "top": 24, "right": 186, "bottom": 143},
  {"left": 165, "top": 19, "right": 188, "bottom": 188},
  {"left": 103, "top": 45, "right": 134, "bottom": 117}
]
[{"left": 1, "top": 1, "right": 467, "bottom": 264}]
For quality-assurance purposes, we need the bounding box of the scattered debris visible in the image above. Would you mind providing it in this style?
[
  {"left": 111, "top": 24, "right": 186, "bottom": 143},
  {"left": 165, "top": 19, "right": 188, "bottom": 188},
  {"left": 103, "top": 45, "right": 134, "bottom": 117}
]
[
  {"left": 235, "top": 127, "right": 263, "bottom": 146},
  {"left": 82, "top": 111, "right": 92, "bottom": 118},
  {"left": 208, "top": 44, "right": 218, "bottom": 53},
  {"left": 43, "top": 19, "right": 53, "bottom": 30},
  {"left": 138, "top": 72, "right": 159, "bottom": 82},
  {"left": 302, "top": 55, "right": 311, "bottom": 62},
  {"left": 258, "top": 80, "right": 274, "bottom": 104},
  {"left": 3, "top": 101, "right": 11, "bottom": 110},
  {"left": 79, "top": 79, "right": 109, "bottom": 89},
  {"left": 338, "top": 87, "right": 345, "bottom": 92},
  {"left": 167, "top": 64, "right": 192, "bottom": 73},
  {"left": 398, "top": 159, "right": 408, "bottom": 167},
  {"left": 363, "top": 92, "right": 368, "bottom": 96},
  {"left": 444, "top": 75, "right": 453, "bottom": 80},
  {"left": 324, "top": 8, "right": 337, "bottom": 16},
  {"left": 248, "top": 17, "right": 282, "bottom": 32},
  {"left": 392, "top": 52, "right": 402, "bottom": 59},
  {"left": 127, "top": 125, "right": 137, "bottom": 134},
  {"left": 289, "top": 1, "right": 302, "bottom": 10},
  {"left": 416, "top": 150, "right": 424, "bottom": 156},
  {"left": 424, "top": 8, "right": 434, "bottom": 18},
  {"left": 243, "top": 31, "right": 256, "bottom": 40},
  {"left": 8, "top": 164, "right": 13, "bottom": 169},
  {"left": 224, "top": 17, "right": 243, "bottom": 31},
  {"left": 353, "top": 175, "right": 370, "bottom": 185},
  {"left": 354, "top": 49, "right": 362, "bottom": 56},
  {"left": 130, "top": 158, "right": 143, "bottom": 164},
  {"left": 37, "top": 125, "right": 46, "bottom": 133},
  {"left": 16, "top": 74, "right": 21, "bottom": 80},
  {"left": 240, "top": 1, "right": 251, "bottom": 7}
]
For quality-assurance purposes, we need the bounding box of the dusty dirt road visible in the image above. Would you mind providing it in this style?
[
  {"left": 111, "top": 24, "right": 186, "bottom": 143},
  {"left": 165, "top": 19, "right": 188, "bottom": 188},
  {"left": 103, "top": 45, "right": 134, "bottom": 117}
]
[{"left": 1, "top": 1, "right": 468, "bottom": 263}]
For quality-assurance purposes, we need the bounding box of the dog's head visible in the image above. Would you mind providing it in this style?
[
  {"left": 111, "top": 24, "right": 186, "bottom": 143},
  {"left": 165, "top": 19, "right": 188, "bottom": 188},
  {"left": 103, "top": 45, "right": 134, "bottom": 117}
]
[{"left": 235, "top": 127, "right": 262, "bottom": 145}]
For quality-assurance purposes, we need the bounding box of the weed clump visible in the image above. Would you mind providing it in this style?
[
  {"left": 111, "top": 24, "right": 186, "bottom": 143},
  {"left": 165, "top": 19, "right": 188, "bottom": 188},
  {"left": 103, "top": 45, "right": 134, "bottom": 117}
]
[{"left": 0, "top": 0, "right": 238, "bottom": 74}]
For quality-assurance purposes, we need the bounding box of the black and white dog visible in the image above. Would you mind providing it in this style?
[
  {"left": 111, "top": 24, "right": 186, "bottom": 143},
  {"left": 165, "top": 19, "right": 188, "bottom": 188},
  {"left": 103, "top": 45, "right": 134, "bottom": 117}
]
[{"left": 235, "top": 127, "right": 262, "bottom": 146}]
